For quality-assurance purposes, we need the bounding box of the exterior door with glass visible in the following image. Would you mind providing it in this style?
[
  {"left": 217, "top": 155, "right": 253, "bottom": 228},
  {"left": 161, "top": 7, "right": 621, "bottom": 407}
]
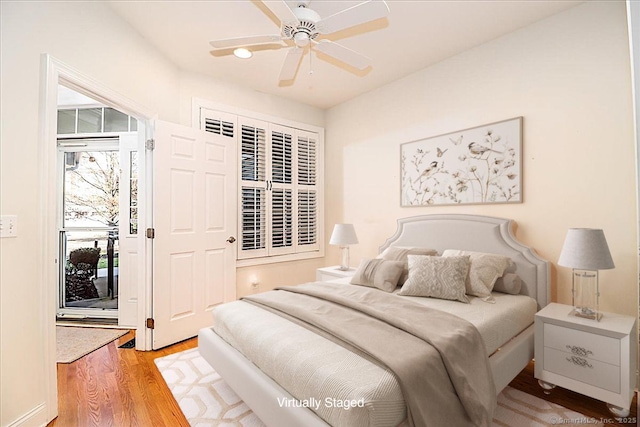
[{"left": 57, "top": 136, "right": 139, "bottom": 325}]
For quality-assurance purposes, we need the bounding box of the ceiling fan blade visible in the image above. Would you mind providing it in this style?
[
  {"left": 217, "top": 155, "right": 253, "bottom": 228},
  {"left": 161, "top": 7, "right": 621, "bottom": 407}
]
[
  {"left": 210, "top": 35, "right": 284, "bottom": 49},
  {"left": 263, "top": 0, "right": 298, "bottom": 25},
  {"left": 312, "top": 40, "right": 371, "bottom": 70},
  {"left": 316, "top": 0, "right": 390, "bottom": 34},
  {"left": 279, "top": 47, "right": 305, "bottom": 81}
]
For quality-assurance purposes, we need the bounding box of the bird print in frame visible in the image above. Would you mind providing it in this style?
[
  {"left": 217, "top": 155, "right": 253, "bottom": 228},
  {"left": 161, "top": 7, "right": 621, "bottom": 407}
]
[{"left": 401, "top": 117, "right": 522, "bottom": 206}]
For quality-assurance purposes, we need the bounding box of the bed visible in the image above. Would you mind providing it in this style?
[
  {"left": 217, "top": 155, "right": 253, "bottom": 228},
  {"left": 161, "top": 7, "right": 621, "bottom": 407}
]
[{"left": 198, "top": 214, "right": 550, "bottom": 426}]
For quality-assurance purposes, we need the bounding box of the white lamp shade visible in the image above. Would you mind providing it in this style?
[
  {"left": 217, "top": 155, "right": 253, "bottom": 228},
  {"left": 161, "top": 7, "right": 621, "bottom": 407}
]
[
  {"left": 329, "top": 224, "right": 358, "bottom": 246},
  {"left": 558, "top": 228, "right": 615, "bottom": 270}
]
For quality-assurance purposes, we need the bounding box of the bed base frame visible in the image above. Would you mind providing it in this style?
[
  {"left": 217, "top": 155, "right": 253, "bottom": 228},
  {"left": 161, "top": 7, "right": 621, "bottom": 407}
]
[{"left": 199, "top": 214, "right": 549, "bottom": 427}]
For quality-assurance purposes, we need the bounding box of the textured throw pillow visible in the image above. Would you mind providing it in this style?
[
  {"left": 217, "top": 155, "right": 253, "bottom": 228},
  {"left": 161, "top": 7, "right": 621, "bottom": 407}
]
[
  {"left": 398, "top": 255, "right": 470, "bottom": 303},
  {"left": 350, "top": 258, "right": 404, "bottom": 292},
  {"left": 377, "top": 246, "right": 439, "bottom": 285},
  {"left": 493, "top": 273, "right": 522, "bottom": 295},
  {"left": 442, "top": 250, "right": 513, "bottom": 299}
]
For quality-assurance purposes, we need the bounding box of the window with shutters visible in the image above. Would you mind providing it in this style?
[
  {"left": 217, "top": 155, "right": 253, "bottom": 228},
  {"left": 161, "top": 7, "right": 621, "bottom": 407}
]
[{"left": 200, "top": 107, "right": 323, "bottom": 265}]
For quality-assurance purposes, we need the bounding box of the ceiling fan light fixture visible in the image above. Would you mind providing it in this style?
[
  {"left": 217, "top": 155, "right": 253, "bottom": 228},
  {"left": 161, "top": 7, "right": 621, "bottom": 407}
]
[
  {"left": 233, "top": 48, "right": 253, "bottom": 59},
  {"left": 293, "top": 32, "right": 310, "bottom": 47},
  {"left": 209, "top": 0, "right": 390, "bottom": 82}
]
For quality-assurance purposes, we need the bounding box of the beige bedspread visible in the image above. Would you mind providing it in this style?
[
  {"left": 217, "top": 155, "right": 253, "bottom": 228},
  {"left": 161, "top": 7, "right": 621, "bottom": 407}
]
[{"left": 243, "top": 282, "right": 497, "bottom": 427}]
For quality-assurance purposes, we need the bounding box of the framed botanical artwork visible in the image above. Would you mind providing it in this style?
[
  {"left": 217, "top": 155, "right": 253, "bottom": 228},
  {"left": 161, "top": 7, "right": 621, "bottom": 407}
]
[{"left": 401, "top": 117, "right": 522, "bottom": 206}]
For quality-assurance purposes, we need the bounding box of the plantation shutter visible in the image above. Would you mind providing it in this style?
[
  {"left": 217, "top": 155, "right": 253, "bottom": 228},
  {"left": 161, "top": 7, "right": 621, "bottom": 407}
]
[
  {"left": 201, "top": 110, "right": 236, "bottom": 140},
  {"left": 296, "top": 131, "right": 319, "bottom": 252},
  {"left": 238, "top": 118, "right": 268, "bottom": 259},
  {"left": 269, "top": 125, "right": 295, "bottom": 256},
  {"left": 204, "top": 118, "right": 234, "bottom": 138},
  {"left": 200, "top": 107, "right": 323, "bottom": 263},
  {"left": 270, "top": 188, "right": 293, "bottom": 249},
  {"left": 270, "top": 128, "right": 292, "bottom": 185}
]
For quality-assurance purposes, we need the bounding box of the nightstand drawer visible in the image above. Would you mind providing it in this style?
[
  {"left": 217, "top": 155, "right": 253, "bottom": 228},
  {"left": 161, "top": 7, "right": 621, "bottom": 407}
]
[
  {"left": 544, "top": 323, "right": 619, "bottom": 366},
  {"left": 544, "top": 347, "right": 620, "bottom": 393}
]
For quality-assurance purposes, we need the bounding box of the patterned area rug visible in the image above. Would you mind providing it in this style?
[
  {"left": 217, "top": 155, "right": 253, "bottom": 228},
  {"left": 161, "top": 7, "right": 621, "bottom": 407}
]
[
  {"left": 156, "top": 348, "right": 600, "bottom": 427},
  {"left": 493, "top": 387, "right": 604, "bottom": 427},
  {"left": 56, "top": 326, "right": 128, "bottom": 363}
]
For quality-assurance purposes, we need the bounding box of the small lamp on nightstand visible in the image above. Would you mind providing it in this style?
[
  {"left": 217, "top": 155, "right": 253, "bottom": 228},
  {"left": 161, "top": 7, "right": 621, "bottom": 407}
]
[
  {"left": 558, "top": 228, "right": 615, "bottom": 321},
  {"left": 330, "top": 224, "right": 359, "bottom": 271}
]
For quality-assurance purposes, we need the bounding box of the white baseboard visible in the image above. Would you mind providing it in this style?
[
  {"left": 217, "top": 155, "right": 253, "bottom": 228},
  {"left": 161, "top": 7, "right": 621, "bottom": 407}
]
[{"left": 5, "top": 403, "right": 48, "bottom": 427}]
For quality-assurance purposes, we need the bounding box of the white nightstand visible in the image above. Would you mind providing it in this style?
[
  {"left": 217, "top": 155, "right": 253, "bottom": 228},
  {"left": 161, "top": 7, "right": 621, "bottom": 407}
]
[
  {"left": 534, "top": 302, "right": 637, "bottom": 417},
  {"left": 316, "top": 266, "right": 356, "bottom": 282}
]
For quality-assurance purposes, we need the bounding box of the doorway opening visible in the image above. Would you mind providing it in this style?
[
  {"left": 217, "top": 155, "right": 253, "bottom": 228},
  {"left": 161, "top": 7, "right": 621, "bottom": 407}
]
[{"left": 56, "top": 86, "right": 140, "bottom": 324}]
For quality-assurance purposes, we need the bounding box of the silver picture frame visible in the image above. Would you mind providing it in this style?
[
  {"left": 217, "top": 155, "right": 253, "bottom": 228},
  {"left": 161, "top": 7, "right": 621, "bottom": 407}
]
[{"left": 401, "top": 117, "right": 523, "bottom": 206}]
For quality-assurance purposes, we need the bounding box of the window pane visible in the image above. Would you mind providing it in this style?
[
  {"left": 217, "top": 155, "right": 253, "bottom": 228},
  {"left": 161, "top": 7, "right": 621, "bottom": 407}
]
[
  {"left": 77, "top": 108, "right": 103, "bottom": 133},
  {"left": 64, "top": 151, "right": 120, "bottom": 228},
  {"left": 62, "top": 230, "right": 118, "bottom": 309},
  {"left": 129, "top": 207, "right": 138, "bottom": 235},
  {"left": 129, "top": 152, "right": 138, "bottom": 235},
  {"left": 104, "top": 108, "right": 129, "bottom": 132},
  {"left": 130, "top": 117, "right": 138, "bottom": 132},
  {"left": 130, "top": 151, "right": 138, "bottom": 180},
  {"left": 57, "top": 109, "right": 76, "bottom": 134}
]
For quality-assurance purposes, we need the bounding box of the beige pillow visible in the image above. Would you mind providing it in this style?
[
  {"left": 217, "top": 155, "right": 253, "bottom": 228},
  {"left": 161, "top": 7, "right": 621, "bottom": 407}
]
[
  {"left": 493, "top": 273, "right": 522, "bottom": 295},
  {"left": 398, "top": 255, "right": 470, "bottom": 303},
  {"left": 350, "top": 258, "right": 405, "bottom": 292},
  {"left": 442, "top": 250, "right": 513, "bottom": 299},
  {"left": 377, "top": 246, "right": 438, "bottom": 285}
]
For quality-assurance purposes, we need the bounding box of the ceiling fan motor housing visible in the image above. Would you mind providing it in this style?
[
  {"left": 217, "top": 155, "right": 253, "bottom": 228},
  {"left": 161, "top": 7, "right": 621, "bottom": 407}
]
[{"left": 283, "top": 5, "right": 321, "bottom": 47}]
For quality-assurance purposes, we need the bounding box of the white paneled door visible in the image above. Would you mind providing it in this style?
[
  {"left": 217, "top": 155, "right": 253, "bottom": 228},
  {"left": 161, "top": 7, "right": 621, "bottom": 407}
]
[{"left": 152, "top": 121, "right": 237, "bottom": 349}]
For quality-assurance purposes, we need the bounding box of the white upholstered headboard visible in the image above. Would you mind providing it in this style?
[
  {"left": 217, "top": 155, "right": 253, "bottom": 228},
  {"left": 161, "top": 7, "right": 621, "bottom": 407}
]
[{"left": 379, "top": 214, "right": 550, "bottom": 310}]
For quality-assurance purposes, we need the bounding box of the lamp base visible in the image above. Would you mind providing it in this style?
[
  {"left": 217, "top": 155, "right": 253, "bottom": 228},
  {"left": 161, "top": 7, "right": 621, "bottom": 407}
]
[
  {"left": 338, "top": 246, "right": 350, "bottom": 271},
  {"left": 569, "top": 307, "right": 602, "bottom": 321}
]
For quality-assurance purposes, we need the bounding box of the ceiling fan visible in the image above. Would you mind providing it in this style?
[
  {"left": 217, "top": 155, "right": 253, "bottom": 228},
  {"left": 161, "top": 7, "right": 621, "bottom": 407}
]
[{"left": 209, "top": 0, "right": 390, "bottom": 82}]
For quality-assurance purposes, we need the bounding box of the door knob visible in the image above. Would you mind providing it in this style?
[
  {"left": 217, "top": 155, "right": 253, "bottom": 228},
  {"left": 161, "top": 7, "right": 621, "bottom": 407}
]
[{"left": 226, "top": 236, "right": 236, "bottom": 243}]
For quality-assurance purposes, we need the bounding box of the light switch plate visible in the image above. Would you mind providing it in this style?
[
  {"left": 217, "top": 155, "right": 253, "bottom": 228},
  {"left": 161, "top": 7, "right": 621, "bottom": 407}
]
[{"left": 0, "top": 215, "right": 18, "bottom": 238}]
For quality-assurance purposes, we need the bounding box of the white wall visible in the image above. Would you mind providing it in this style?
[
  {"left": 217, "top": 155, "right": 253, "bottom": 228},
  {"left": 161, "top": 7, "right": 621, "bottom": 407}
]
[
  {"left": 2, "top": 0, "right": 636, "bottom": 425},
  {"left": 0, "top": 2, "right": 324, "bottom": 426},
  {"left": 1, "top": 2, "right": 178, "bottom": 425},
  {"left": 325, "top": 1, "right": 638, "bottom": 317},
  {"left": 179, "top": 70, "right": 325, "bottom": 128}
]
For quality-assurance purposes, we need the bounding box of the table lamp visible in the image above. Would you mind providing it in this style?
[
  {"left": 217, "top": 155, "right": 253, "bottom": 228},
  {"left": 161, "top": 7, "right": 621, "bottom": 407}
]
[
  {"left": 558, "top": 228, "right": 614, "bottom": 321},
  {"left": 329, "top": 224, "right": 358, "bottom": 271}
]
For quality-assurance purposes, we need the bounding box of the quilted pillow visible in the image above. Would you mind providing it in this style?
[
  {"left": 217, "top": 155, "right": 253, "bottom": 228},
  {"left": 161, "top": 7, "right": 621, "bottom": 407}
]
[
  {"left": 442, "top": 250, "right": 513, "bottom": 299},
  {"left": 377, "top": 246, "right": 438, "bottom": 285},
  {"left": 350, "top": 258, "right": 404, "bottom": 293},
  {"left": 398, "top": 255, "right": 470, "bottom": 303}
]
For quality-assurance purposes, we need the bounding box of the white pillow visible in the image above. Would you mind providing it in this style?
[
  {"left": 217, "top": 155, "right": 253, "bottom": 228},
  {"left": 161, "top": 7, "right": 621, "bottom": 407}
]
[
  {"left": 442, "top": 250, "right": 513, "bottom": 299},
  {"left": 377, "top": 246, "right": 438, "bottom": 285},
  {"left": 350, "top": 258, "right": 404, "bottom": 293},
  {"left": 398, "top": 255, "right": 470, "bottom": 303}
]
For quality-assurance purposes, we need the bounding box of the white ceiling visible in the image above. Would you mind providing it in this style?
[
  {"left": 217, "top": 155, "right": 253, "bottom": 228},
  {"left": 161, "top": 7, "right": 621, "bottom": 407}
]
[{"left": 108, "top": 0, "right": 581, "bottom": 109}]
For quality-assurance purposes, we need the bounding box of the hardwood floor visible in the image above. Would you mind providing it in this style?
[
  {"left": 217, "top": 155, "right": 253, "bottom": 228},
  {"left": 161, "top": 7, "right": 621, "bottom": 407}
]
[
  {"left": 49, "top": 331, "right": 197, "bottom": 427},
  {"left": 511, "top": 361, "right": 637, "bottom": 427},
  {"left": 50, "top": 331, "right": 637, "bottom": 427}
]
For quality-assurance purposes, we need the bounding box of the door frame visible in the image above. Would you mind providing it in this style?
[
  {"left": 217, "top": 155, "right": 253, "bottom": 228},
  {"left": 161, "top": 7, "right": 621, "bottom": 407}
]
[{"left": 39, "top": 54, "right": 157, "bottom": 422}]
